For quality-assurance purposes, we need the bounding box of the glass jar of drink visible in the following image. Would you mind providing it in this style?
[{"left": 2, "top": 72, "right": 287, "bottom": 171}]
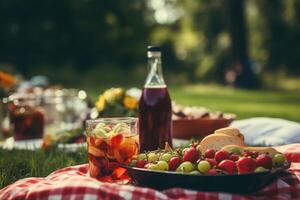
[
  {"left": 138, "top": 46, "right": 173, "bottom": 152},
  {"left": 0, "top": 97, "right": 10, "bottom": 139},
  {"left": 8, "top": 93, "right": 44, "bottom": 140},
  {"left": 85, "top": 117, "right": 139, "bottom": 181}
]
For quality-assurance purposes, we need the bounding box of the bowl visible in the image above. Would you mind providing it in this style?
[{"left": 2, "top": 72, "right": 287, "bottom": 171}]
[
  {"left": 125, "top": 165, "right": 288, "bottom": 193},
  {"left": 172, "top": 114, "right": 235, "bottom": 139}
]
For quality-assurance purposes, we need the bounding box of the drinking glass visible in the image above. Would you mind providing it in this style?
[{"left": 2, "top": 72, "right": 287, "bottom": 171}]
[
  {"left": 8, "top": 93, "right": 44, "bottom": 140},
  {"left": 86, "top": 117, "right": 139, "bottom": 181}
]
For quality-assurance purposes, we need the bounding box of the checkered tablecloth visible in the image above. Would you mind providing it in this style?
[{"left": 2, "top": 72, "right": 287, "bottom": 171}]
[{"left": 1, "top": 144, "right": 300, "bottom": 200}]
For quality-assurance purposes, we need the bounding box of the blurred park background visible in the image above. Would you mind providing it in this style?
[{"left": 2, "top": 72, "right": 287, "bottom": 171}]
[
  {"left": 1, "top": 0, "right": 300, "bottom": 189},
  {"left": 0, "top": 0, "right": 300, "bottom": 121}
]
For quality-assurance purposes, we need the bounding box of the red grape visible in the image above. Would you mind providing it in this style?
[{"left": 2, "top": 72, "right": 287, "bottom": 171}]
[
  {"left": 229, "top": 154, "right": 239, "bottom": 161},
  {"left": 207, "top": 169, "right": 218, "bottom": 175},
  {"left": 168, "top": 156, "right": 182, "bottom": 171},
  {"left": 205, "top": 158, "right": 217, "bottom": 167},
  {"left": 215, "top": 150, "right": 230, "bottom": 163},
  {"left": 242, "top": 151, "right": 259, "bottom": 158},
  {"left": 205, "top": 149, "right": 215, "bottom": 158},
  {"left": 136, "top": 160, "right": 148, "bottom": 168}
]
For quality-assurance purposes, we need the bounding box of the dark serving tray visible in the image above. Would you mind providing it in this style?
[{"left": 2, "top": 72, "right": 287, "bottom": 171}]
[{"left": 124, "top": 166, "right": 289, "bottom": 193}]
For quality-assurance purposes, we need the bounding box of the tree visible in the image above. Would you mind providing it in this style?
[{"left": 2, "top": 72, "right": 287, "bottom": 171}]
[{"left": 223, "top": 0, "right": 259, "bottom": 88}]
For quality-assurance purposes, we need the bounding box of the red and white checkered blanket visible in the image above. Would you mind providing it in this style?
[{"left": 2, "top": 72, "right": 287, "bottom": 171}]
[{"left": 1, "top": 144, "right": 300, "bottom": 200}]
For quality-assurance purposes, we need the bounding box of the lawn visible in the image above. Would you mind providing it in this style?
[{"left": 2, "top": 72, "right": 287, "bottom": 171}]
[
  {"left": 1, "top": 84, "right": 300, "bottom": 189},
  {"left": 0, "top": 148, "right": 87, "bottom": 189},
  {"left": 168, "top": 84, "right": 300, "bottom": 122}
]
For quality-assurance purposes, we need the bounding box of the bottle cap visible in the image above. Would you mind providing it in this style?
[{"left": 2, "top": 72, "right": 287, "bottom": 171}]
[{"left": 147, "top": 45, "right": 161, "bottom": 52}]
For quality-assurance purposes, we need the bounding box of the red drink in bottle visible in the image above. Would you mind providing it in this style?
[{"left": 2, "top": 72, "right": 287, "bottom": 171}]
[{"left": 139, "top": 46, "right": 173, "bottom": 152}]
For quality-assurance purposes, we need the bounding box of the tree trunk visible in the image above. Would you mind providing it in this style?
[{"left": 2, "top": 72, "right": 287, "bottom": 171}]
[{"left": 224, "top": 0, "right": 259, "bottom": 88}]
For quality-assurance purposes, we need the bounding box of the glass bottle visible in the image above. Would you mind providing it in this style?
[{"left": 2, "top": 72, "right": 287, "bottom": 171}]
[{"left": 138, "top": 46, "right": 173, "bottom": 152}]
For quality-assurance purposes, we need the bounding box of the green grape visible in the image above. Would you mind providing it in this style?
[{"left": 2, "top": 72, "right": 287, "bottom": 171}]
[
  {"left": 129, "top": 159, "right": 137, "bottom": 167},
  {"left": 228, "top": 147, "right": 243, "bottom": 155},
  {"left": 197, "top": 160, "right": 211, "bottom": 173},
  {"left": 254, "top": 166, "right": 268, "bottom": 173},
  {"left": 156, "top": 161, "right": 169, "bottom": 171},
  {"left": 148, "top": 153, "right": 159, "bottom": 163},
  {"left": 176, "top": 161, "right": 194, "bottom": 173},
  {"left": 138, "top": 153, "right": 147, "bottom": 161},
  {"left": 190, "top": 170, "right": 201, "bottom": 175},
  {"left": 160, "top": 153, "right": 172, "bottom": 162},
  {"left": 272, "top": 154, "right": 285, "bottom": 167},
  {"left": 147, "top": 163, "right": 159, "bottom": 170}
]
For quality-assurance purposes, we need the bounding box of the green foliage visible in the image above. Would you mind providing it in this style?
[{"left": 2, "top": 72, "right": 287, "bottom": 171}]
[
  {"left": 1, "top": 0, "right": 300, "bottom": 86},
  {"left": 0, "top": 0, "right": 151, "bottom": 75}
]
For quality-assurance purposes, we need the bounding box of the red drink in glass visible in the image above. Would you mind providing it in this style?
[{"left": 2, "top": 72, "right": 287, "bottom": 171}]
[
  {"left": 86, "top": 118, "right": 139, "bottom": 182},
  {"left": 139, "top": 86, "right": 172, "bottom": 151}
]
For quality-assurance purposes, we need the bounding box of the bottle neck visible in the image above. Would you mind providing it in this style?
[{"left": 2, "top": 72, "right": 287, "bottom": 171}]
[{"left": 144, "top": 51, "right": 166, "bottom": 87}]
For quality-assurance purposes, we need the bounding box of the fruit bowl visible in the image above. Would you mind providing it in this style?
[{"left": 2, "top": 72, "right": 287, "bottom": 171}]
[
  {"left": 172, "top": 114, "right": 235, "bottom": 139},
  {"left": 124, "top": 165, "right": 289, "bottom": 193}
]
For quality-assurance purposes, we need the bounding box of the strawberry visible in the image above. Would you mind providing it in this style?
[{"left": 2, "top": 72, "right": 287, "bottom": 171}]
[
  {"left": 237, "top": 157, "right": 257, "bottom": 174},
  {"left": 183, "top": 147, "right": 200, "bottom": 163},
  {"left": 256, "top": 154, "right": 272, "bottom": 169},
  {"left": 215, "top": 150, "right": 230, "bottom": 163},
  {"left": 218, "top": 159, "right": 236, "bottom": 174}
]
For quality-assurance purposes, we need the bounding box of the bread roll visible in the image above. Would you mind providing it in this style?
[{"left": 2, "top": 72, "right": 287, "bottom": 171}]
[
  {"left": 214, "top": 127, "right": 244, "bottom": 142},
  {"left": 198, "top": 134, "right": 244, "bottom": 154}
]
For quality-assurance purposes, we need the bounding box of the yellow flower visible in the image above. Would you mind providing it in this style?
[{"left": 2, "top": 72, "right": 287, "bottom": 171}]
[
  {"left": 112, "top": 88, "right": 124, "bottom": 98},
  {"left": 96, "top": 95, "right": 106, "bottom": 112},
  {"left": 103, "top": 88, "right": 124, "bottom": 103},
  {"left": 123, "top": 96, "right": 138, "bottom": 109}
]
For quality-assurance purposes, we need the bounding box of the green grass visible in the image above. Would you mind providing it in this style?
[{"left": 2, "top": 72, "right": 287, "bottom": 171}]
[
  {"left": 168, "top": 84, "right": 300, "bottom": 122},
  {"left": 0, "top": 148, "right": 87, "bottom": 189},
  {"left": 1, "top": 84, "right": 300, "bottom": 189}
]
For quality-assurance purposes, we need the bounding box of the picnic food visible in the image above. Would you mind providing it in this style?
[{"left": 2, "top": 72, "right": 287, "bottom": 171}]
[
  {"left": 172, "top": 104, "right": 236, "bottom": 140},
  {"left": 197, "top": 127, "right": 281, "bottom": 156},
  {"left": 129, "top": 144, "right": 288, "bottom": 175},
  {"left": 214, "top": 127, "right": 244, "bottom": 141},
  {"left": 197, "top": 127, "right": 245, "bottom": 153},
  {"left": 128, "top": 127, "right": 289, "bottom": 175},
  {"left": 172, "top": 102, "right": 229, "bottom": 119},
  {"left": 86, "top": 118, "right": 139, "bottom": 180}
]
